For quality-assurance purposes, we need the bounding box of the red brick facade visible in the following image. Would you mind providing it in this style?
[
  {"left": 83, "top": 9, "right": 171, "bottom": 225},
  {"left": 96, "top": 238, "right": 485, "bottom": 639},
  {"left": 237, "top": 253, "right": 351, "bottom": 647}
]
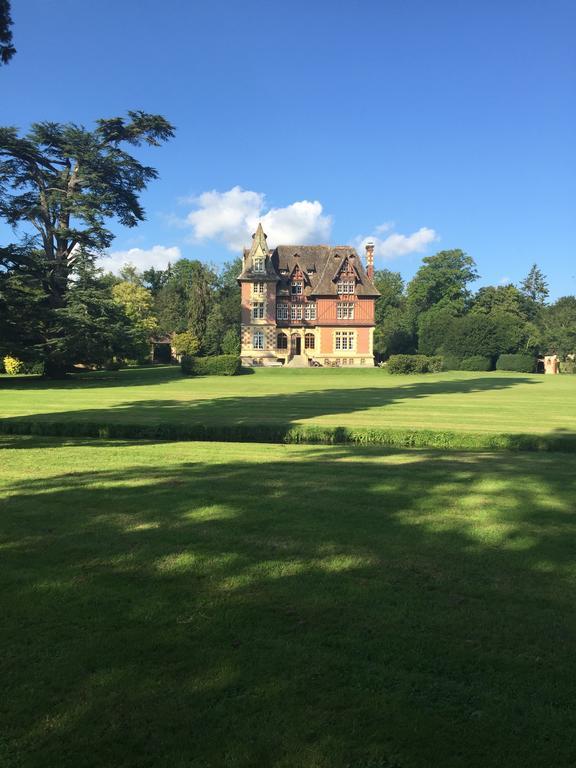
[{"left": 238, "top": 225, "right": 379, "bottom": 366}]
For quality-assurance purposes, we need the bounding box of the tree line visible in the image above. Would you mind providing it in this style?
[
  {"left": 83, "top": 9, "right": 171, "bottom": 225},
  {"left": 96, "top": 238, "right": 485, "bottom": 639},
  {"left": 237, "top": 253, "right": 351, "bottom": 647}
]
[
  {"left": 1, "top": 114, "right": 574, "bottom": 378},
  {"left": 373, "top": 251, "right": 575, "bottom": 365}
]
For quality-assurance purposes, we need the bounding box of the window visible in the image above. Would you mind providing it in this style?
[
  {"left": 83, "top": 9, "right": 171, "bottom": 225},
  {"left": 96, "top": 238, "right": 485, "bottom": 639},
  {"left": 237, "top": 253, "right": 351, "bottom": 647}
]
[
  {"left": 254, "top": 257, "right": 265, "bottom": 272},
  {"left": 304, "top": 333, "right": 315, "bottom": 350},
  {"left": 253, "top": 281, "right": 264, "bottom": 293},
  {"left": 253, "top": 331, "right": 264, "bottom": 350},
  {"left": 277, "top": 332, "right": 288, "bottom": 350},
  {"left": 335, "top": 331, "right": 355, "bottom": 351},
  {"left": 337, "top": 280, "right": 355, "bottom": 294},
  {"left": 290, "top": 304, "right": 303, "bottom": 321},
  {"left": 276, "top": 303, "right": 289, "bottom": 320},
  {"left": 291, "top": 281, "right": 303, "bottom": 295},
  {"left": 336, "top": 302, "right": 355, "bottom": 320},
  {"left": 252, "top": 302, "right": 265, "bottom": 320},
  {"left": 304, "top": 303, "right": 317, "bottom": 320}
]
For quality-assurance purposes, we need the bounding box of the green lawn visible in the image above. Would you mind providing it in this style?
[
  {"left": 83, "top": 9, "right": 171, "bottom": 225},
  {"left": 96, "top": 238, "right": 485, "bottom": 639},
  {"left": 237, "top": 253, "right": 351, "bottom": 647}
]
[
  {"left": 0, "top": 365, "right": 574, "bottom": 436},
  {"left": 2, "top": 436, "right": 576, "bottom": 767}
]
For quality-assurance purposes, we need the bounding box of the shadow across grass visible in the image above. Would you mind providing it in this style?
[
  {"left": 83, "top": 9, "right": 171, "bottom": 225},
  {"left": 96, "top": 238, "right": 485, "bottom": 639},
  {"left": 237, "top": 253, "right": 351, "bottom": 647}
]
[
  {"left": 1, "top": 374, "right": 569, "bottom": 450},
  {"left": 1, "top": 441, "right": 576, "bottom": 767},
  {"left": 0, "top": 365, "right": 184, "bottom": 390}
]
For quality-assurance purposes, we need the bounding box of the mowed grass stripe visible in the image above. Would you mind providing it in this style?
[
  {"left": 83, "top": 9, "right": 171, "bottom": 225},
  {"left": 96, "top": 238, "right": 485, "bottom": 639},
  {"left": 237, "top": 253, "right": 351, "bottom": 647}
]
[{"left": 1, "top": 367, "right": 575, "bottom": 448}]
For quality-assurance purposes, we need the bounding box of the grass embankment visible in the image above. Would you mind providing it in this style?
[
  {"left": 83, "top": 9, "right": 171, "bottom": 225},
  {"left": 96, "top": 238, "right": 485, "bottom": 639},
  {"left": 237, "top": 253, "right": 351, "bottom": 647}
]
[
  {"left": 1, "top": 437, "right": 576, "bottom": 767},
  {"left": 0, "top": 366, "right": 575, "bottom": 450}
]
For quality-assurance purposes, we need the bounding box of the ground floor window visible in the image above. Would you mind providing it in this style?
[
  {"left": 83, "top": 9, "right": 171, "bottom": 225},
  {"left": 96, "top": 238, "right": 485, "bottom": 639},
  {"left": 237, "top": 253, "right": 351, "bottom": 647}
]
[
  {"left": 277, "top": 303, "right": 289, "bottom": 320},
  {"left": 277, "top": 332, "right": 288, "bottom": 349},
  {"left": 253, "top": 331, "right": 265, "bottom": 349},
  {"left": 304, "top": 333, "right": 315, "bottom": 350},
  {"left": 335, "top": 331, "right": 355, "bottom": 351}
]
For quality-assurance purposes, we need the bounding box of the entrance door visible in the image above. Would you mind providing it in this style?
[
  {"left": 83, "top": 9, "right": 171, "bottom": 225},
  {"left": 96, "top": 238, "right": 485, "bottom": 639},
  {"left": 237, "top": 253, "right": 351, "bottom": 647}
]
[{"left": 291, "top": 335, "right": 301, "bottom": 355}]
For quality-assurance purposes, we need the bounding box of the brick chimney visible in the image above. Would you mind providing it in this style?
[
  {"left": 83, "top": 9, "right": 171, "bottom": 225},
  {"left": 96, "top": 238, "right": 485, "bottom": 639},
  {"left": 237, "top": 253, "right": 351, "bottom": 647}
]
[{"left": 365, "top": 241, "right": 375, "bottom": 279}]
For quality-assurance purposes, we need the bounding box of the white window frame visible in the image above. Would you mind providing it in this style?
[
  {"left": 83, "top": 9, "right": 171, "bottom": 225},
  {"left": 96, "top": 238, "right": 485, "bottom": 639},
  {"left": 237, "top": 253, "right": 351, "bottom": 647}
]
[
  {"left": 290, "top": 304, "right": 303, "bottom": 321},
  {"left": 337, "top": 280, "right": 355, "bottom": 295},
  {"left": 336, "top": 302, "right": 355, "bottom": 320},
  {"left": 253, "top": 257, "right": 265, "bottom": 273},
  {"left": 253, "top": 331, "right": 265, "bottom": 350},
  {"left": 276, "top": 303, "right": 289, "bottom": 320},
  {"left": 291, "top": 281, "right": 303, "bottom": 295},
  {"left": 335, "top": 331, "right": 355, "bottom": 351},
  {"left": 304, "top": 303, "right": 317, "bottom": 320},
  {"left": 252, "top": 302, "right": 265, "bottom": 320},
  {"left": 253, "top": 281, "right": 264, "bottom": 294}
]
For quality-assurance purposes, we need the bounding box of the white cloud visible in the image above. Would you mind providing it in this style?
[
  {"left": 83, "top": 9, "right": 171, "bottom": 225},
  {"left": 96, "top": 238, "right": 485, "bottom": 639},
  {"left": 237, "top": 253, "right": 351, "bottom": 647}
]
[
  {"left": 98, "top": 245, "right": 181, "bottom": 274},
  {"left": 184, "top": 186, "right": 332, "bottom": 251},
  {"left": 498, "top": 276, "right": 511, "bottom": 285},
  {"left": 356, "top": 226, "right": 438, "bottom": 261}
]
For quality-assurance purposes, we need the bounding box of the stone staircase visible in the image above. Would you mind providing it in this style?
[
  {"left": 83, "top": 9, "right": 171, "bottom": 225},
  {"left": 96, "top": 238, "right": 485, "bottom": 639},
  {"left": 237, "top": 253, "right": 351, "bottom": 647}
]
[{"left": 285, "top": 354, "right": 309, "bottom": 368}]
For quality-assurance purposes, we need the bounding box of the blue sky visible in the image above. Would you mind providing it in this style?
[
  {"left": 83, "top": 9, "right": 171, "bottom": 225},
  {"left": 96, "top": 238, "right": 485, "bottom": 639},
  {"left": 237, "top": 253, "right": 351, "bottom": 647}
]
[{"left": 2, "top": 0, "right": 575, "bottom": 297}]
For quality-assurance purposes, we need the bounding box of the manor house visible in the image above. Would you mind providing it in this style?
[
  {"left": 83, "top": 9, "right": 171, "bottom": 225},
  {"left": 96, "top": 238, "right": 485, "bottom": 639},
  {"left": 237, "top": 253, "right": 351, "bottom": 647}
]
[{"left": 238, "top": 224, "right": 380, "bottom": 366}]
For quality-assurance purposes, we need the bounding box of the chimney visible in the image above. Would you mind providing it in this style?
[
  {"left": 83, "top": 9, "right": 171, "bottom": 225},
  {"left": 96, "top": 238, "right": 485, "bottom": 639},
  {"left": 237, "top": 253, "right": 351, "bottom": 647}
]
[{"left": 365, "top": 241, "right": 375, "bottom": 279}]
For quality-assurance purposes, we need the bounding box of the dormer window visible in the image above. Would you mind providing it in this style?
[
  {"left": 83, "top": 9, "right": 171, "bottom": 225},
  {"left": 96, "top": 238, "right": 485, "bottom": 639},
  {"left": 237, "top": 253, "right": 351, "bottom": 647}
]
[
  {"left": 337, "top": 279, "right": 355, "bottom": 295},
  {"left": 254, "top": 257, "right": 265, "bottom": 272},
  {"left": 291, "top": 281, "right": 303, "bottom": 295}
]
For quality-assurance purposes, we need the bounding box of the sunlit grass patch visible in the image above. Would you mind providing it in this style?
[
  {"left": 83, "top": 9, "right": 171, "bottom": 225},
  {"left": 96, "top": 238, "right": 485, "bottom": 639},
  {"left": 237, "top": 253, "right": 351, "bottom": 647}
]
[{"left": 1, "top": 437, "right": 576, "bottom": 767}]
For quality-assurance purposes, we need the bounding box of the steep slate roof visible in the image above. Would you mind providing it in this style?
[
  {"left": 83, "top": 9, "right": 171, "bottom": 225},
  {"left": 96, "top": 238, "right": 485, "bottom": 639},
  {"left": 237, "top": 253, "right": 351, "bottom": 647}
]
[
  {"left": 237, "top": 227, "right": 380, "bottom": 297},
  {"left": 274, "top": 245, "right": 380, "bottom": 298}
]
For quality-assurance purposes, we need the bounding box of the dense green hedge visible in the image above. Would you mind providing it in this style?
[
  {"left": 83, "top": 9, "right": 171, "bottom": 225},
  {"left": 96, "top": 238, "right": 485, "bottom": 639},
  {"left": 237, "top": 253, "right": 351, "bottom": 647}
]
[
  {"left": 459, "top": 355, "right": 493, "bottom": 371},
  {"left": 181, "top": 355, "right": 241, "bottom": 376},
  {"left": 1, "top": 418, "right": 575, "bottom": 452},
  {"left": 496, "top": 354, "right": 537, "bottom": 373},
  {"left": 560, "top": 360, "right": 576, "bottom": 374},
  {"left": 387, "top": 354, "right": 443, "bottom": 374}
]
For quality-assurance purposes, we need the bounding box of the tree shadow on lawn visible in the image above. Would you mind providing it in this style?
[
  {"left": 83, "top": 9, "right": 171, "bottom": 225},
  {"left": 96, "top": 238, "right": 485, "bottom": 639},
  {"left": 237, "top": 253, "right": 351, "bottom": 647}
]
[
  {"left": 2, "top": 445, "right": 576, "bottom": 767},
  {"left": 0, "top": 365, "right": 184, "bottom": 390},
  {"left": 0, "top": 375, "right": 540, "bottom": 433}
]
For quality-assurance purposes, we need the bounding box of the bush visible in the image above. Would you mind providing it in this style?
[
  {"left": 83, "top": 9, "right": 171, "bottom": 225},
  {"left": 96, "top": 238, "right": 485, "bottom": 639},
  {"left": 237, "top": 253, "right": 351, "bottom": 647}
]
[
  {"left": 173, "top": 331, "right": 200, "bottom": 358},
  {"left": 387, "top": 354, "right": 443, "bottom": 374},
  {"left": 221, "top": 327, "right": 241, "bottom": 356},
  {"left": 560, "top": 360, "right": 576, "bottom": 374},
  {"left": 496, "top": 354, "right": 536, "bottom": 373},
  {"left": 459, "top": 355, "right": 493, "bottom": 371},
  {"left": 181, "top": 355, "right": 241, "bottom": 377},
  {"left": 441, "top": 354, "right": 463, "bottom": 371},
  {"left": 3, "top": 356, "right": 24, "bottom": 375}
]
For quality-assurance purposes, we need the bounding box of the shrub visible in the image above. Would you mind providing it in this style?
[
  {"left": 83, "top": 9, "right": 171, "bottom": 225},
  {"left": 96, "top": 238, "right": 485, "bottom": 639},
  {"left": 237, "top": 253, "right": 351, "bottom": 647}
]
[
  {"left": 387, "top": 354, "right": 442, "bottom": 374},
  {"left": 560, "top": 359, "right": 576, "bottom": 374},
  {"left": 496, "top": 354, "right": 536, "bottom": 373},
  {"left": 221, "top": 327, "right": 241, "bottom": 356},
  {"left": 173, "top": 331, "right": 200, "bottom": 358},
  {"left": 3, "top": 356, "right": 24, "bottom": 375},
  {"left": 459, "top": 355, "right": 493, "bottom": 371},
  {"left": 441, "top": 354, "right": 463, "bottom": 371},
  {"left": 181, "top": 355, "right": 241, "bottom": 377}
]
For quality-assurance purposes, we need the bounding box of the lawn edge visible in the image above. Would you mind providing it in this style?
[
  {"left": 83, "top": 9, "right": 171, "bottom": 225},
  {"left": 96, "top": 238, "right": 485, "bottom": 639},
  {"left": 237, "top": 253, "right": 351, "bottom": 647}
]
[{"left": 0, "top": 419, "right": 574, "bottom": 452}]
